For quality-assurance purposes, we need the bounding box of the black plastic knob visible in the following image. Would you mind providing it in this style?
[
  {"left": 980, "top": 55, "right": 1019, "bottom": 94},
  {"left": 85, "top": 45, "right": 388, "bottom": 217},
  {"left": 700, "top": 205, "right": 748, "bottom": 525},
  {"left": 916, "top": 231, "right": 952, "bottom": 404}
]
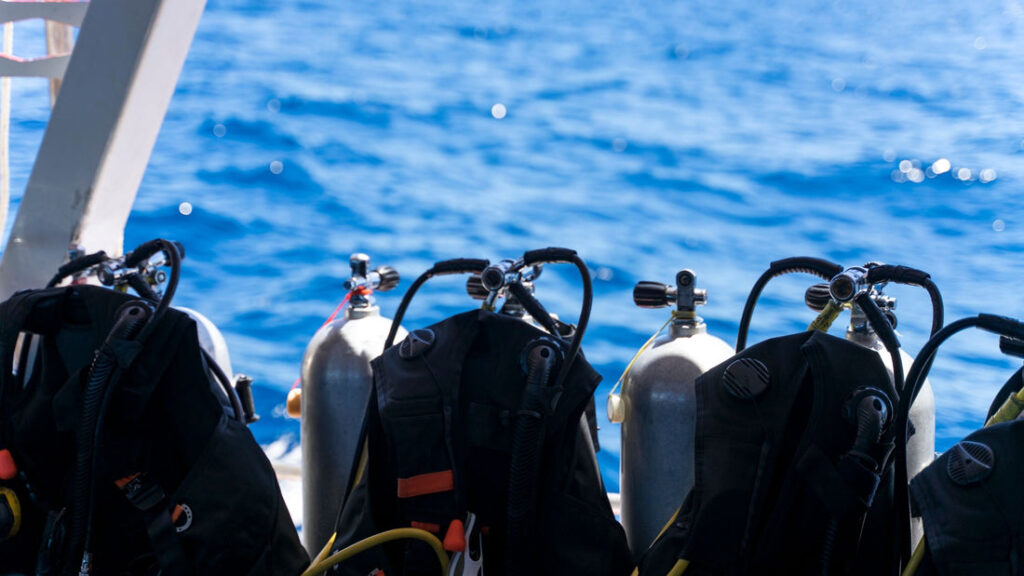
[
  {"left": 466, "top": 275, "right": 489, "bottom": 300},
  {"left": 375, "top": 266, "right": 400, "bottom": 292},
  {"left": 634, "top": 281, "right": 671, "bottom": 308},
  {"left": 805, "top": 283, "right": 832, "bottom": 311}
]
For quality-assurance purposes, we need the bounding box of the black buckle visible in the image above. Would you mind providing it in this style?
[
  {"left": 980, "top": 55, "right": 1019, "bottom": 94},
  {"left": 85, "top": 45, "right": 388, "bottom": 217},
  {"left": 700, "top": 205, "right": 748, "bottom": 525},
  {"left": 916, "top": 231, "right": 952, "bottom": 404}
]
[{"left": 121, "top": 475, "right": 166, "bottom": 512}]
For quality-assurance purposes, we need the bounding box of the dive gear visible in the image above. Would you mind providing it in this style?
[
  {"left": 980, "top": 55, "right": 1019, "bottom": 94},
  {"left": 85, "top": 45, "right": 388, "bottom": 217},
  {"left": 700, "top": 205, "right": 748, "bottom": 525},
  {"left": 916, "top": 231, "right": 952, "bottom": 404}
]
[
  {"left": 0, "top": 240, "right": 308, "bottom": 575},
  {"left": 894, "top": 313, "right": 1024, "bottom": 570},
  {"left": 636, "top": 330, "right": 900, "bottom": 575},
  {"left": 319, "top": 249, "right": 630, "bottom": 576},
  {"left": 614, "top": 270, "right": 734, "bottom": 555},
  {"left": 299, "top": 253, "right": 405, "bottom": 554}
]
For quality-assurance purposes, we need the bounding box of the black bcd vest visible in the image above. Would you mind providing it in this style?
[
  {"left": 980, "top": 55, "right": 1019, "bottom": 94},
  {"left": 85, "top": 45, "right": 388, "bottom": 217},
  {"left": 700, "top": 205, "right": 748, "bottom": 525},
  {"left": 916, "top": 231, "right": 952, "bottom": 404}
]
[
  {"left": 0, "top": 285, "right": 308, "bottom": 576},
  {"left": 328, "top": 309, "right": 632, "bottom": 576}
]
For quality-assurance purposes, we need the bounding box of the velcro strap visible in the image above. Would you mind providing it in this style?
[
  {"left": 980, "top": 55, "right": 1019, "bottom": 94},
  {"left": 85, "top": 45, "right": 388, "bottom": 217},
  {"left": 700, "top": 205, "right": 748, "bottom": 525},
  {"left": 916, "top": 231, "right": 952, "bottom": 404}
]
[
  {"left": 835, "top": 453, "right": 882, "bottom": 508},
  {"left": 116, "top": 473, "right": 192, "bottom": 576},
  {"left": 119, "top": 474, "right": 166, "bottom": 512},
  {"left": 796, "top": 444, "right": 860, "bottom": 518},
  {"left": 397, "top": 470, "right": 454, "bottom": 498}
]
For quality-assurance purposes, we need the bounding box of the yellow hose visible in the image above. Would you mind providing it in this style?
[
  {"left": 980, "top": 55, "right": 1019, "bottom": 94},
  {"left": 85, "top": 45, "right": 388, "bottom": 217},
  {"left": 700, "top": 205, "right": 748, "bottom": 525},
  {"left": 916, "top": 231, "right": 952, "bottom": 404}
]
[
  {"left": 667, "top": 559, "right": 690, "bottom": 576},
  {"left": 902, "top": 539, "right": 926, "bottom": 576},
  {"left": 609, "top": 312, "right": 686, "bottom": 423},
  {"left": 985, "top": 386, "right": 1024, "bottom": 425},
  {"left": 311, "top": 532, "right": 336, "bottom": 565},
  {"left": 808, "top": 300, "right": 843, "bottom": 333},
  {"left": 300, "top": 528, "right": 448, "bottom": 576}
]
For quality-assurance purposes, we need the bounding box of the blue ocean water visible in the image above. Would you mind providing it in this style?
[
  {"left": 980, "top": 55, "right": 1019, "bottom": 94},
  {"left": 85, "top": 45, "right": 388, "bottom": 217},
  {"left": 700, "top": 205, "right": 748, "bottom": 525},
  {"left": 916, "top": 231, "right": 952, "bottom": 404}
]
[{"left": 4, "top": 0, "right": 1024, "bottom": 491}]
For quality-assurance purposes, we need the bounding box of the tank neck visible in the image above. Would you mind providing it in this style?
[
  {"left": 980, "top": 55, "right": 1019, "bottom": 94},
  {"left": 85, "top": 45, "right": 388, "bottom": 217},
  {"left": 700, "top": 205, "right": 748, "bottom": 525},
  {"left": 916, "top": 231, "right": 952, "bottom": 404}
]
[
  {"left": 670, "top": 317, "right": 707, "bottom": 338},
  {"left": 346, "top": 305, "right": 380, "bottom": 320}
]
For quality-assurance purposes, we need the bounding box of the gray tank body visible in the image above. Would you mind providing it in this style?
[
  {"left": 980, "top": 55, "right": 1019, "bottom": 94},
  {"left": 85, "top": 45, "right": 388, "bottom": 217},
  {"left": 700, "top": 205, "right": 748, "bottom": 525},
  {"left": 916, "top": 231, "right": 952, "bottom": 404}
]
[
  {"left": 300, "top": 305, "right": 406, "bottom": 554},
  {"left": 619, "top": 322, "right": 734, "bottom": 554}
]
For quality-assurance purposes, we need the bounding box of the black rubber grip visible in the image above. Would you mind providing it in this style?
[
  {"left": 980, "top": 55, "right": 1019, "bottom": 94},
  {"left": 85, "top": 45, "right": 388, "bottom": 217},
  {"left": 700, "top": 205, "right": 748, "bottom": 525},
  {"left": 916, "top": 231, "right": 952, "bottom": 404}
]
[
  {"left": 523, "top": 247, "right": 577, "bottom": 266},
  {"left": 768, "top": 256, "right": 843, "bottom": 279},
  {"left": 633, "top": 281, "right": 671, "bottom": 308},
  {"left": 978, "top": 313, "right": 1024, "bottom": 339},
  {"left": 57, "top": 251, "right": 108, "bottom": 278},
  {"left": 430, "top": 258, "right": 489, "bottom": 275},
  {"left": 999, "top": 336, "right": 1024, "bottom": 359},
  {"left": 48, "top": 250, "right": 109, "bottom": 286},
  {"left": 867, "top": 265, "right": 930, "bottom": 286},
  {"left": 124, "top": 240, "right": 164, "bottom": 267}
]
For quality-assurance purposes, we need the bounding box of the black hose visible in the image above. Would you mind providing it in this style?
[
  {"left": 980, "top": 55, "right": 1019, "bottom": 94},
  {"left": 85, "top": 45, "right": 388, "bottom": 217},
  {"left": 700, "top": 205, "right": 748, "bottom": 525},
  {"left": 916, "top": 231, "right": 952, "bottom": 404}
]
[
  {"left": 854, "top": 292, "right": 903, "bottom": 399},
  {"left": 383, "top": 258, "right": 489, "bottom": 350},
  {"left": 46, "top": 251, "right": 108, "bottom": 288},
  {"left": 523, "top": 250, "right": 592, "bottom": 391},
  {"left": 70, "top": 302, "right": 152, "bottom": 574},
  {"left": 126, "top": 274, "right": 160, "bottom": 302},
  {"left": 505, "top": 340, "right": 558, "bottom": 576},
  {"left": 203, "top": 349, "right": 245, "bottom": 423},
  {"left": 865, "top": 265, "right": 944, "bottom": 337},
  {"left": 507, "top": 281, "right": 560, "bottom": 337},
  {"left": 736, "top": 257, "right": 843, "bottom": 351}
]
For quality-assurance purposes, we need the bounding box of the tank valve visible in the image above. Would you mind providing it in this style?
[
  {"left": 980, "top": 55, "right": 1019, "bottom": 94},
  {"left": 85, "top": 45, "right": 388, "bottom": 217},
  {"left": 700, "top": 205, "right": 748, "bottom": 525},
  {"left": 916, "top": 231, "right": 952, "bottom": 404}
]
[
  {"left": 344, "top": 253, "right": 401, "bottom": 307},
  {"left": 633, "top": 270, "right": 707, "bottom": 315},
  {"left": 829, "top": 266, "right": 870, "bottom": 303}
]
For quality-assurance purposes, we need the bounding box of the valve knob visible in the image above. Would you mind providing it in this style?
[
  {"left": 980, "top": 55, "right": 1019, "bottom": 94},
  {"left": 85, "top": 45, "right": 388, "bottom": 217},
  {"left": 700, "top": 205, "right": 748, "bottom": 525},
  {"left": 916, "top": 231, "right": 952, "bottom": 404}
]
[
  {"left": 805, "top": 283, "right": 832, "bottom": 312},
  {"left": 375, "top": 266, "right": 400, "bottom": 292},
  {"left": 466, "top": 275, "right": 489, "bottom": 300},
  {"left": 349, "top": 253, "right": 370, "bottom": 277},
  {"left": 633, "top": 281, "right": 672, "bottom": 308}
]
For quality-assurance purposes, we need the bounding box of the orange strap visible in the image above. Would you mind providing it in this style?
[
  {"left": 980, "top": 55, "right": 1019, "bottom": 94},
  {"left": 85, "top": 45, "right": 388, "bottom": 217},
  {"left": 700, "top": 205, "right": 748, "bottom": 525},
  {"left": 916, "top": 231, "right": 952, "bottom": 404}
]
[
  {"left": 396, "top": 470, "right": 454, "bottom": 498},
  {"left": 410, "top": 521, "right": 441, "bottom": 534},
  {"left": 114, "top": 473, "right": 141, "bottom": 489}
]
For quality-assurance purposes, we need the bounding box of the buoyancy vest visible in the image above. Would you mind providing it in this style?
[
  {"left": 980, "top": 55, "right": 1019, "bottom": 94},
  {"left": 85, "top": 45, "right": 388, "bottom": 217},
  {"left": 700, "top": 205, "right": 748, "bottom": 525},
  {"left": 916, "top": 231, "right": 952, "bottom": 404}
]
[
  {"left": 0, "top": 285, "right": 308, "bottom": 575},
  {"left": 637, "top": 330, "right": 899, "bottom": 576},
  {"left": 909, "top": 417, "right": 1024, "bottom": 575},
  {"left": 328, "top": 309, "right": 632, "bottom": 576}
]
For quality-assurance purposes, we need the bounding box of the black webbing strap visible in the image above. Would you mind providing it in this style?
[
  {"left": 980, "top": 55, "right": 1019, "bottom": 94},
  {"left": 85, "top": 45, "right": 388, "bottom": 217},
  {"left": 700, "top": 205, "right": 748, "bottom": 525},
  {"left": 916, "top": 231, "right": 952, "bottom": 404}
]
[{"left": 119, "top": 474, "right": 191, "bottom": 576}]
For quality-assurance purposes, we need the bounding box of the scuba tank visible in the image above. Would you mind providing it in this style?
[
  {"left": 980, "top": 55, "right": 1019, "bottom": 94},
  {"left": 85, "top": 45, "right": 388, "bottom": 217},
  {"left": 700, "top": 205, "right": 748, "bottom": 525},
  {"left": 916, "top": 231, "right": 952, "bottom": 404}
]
[
  {"left": 609, "top": 269, "right": 734, "bottom": 555},
  {"left": 310, "top": 249, "right": 631, "bottom": 576},
  {"left": 737, "top": 258, "right": 944, "bottom": 550},
  {"left": 297, "top": 253, "right": 403, "bottom": 554},
  {"left": 804, "top": 277, "right": 935, "bottom": 515},
  {"left": 468, "top": 259, "right": 603, "bottom": 479},
  {"left": 636, "top": 283, "right": 904, "bottom": 575}
]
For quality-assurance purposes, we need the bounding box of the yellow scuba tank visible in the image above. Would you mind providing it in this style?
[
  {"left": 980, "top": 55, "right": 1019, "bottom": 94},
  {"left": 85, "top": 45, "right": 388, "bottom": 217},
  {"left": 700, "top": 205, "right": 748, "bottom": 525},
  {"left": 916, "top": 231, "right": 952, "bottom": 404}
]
[
  {"left": 610, "top": 269, "right": 734, "bottom": 554},
  {"left": 297, "top": 253, "right": 404, "bottom": 554}
]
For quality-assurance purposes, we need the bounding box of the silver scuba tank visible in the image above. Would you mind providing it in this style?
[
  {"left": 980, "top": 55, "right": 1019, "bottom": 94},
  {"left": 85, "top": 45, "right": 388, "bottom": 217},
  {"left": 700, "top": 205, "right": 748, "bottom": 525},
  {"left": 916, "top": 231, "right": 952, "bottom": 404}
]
[
  {"left": 178, "top": 306, "right": 234, "bottom": 379},
  {"left": 610, "top": 270, "right": 735, "bottom": 555},
  {"left": 806, "top": 282, "right": 935, "bottom": 545},
  {"left": 297, "top": 253, "right": 404, "bottom": 554}
]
